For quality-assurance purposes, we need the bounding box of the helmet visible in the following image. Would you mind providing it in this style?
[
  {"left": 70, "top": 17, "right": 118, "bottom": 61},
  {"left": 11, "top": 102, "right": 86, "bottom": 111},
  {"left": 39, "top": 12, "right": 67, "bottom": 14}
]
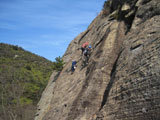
[{"left": 88, "top": 45, "right": 92, "bottom": 48}]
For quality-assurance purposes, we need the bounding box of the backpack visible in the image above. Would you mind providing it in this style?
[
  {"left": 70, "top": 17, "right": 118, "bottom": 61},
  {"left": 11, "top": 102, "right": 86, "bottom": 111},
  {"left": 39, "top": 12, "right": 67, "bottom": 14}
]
[{"left": 83, "top": 48, "right": 88, "bottom": 56}]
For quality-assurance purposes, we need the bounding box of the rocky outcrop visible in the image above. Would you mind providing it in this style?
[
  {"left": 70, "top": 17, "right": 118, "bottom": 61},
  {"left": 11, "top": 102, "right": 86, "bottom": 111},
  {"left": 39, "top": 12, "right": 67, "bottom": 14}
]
[{"left": 35, "top": 0, "right": 160, "bottom": 120}]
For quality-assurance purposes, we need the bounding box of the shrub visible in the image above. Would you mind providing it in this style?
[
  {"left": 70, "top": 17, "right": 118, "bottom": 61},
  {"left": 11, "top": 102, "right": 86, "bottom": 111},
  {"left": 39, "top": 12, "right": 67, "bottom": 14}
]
[
  {"left": 102, "top": 0, "right": 112, "bottom": 16},
  {"left": 25, "top": 65, "right": 32, "bottom": 70},
  {"left": 12, "top": 45, "right": 19, "bottom": 51}
]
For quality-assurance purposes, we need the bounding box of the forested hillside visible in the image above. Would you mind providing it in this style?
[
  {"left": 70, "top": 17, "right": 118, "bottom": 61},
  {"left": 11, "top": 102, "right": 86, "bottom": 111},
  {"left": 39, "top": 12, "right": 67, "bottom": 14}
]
[{"left": 0, "top": 43, "right": 54, "bottom": 120}]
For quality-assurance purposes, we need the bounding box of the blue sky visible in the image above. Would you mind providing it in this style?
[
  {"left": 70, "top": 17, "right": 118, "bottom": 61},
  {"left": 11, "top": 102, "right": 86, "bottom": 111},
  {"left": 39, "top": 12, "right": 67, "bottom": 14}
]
[{"left": 0, "top": 0, "right": 105, "bottom": 61}]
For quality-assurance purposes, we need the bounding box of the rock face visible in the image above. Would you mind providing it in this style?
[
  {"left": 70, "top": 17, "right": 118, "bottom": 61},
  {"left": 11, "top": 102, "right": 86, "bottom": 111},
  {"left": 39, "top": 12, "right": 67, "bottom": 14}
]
[
  {"left": 34, "top": 72, "right": 58, "bottom": 120},
  {"left": 35, "top": 0, "right": 160, "bottom": 120}
]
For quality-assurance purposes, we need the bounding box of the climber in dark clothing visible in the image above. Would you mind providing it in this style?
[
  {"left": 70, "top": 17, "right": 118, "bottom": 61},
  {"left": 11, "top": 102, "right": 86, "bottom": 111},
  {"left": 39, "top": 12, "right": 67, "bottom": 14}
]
[
  {"left": 82, "top": 45, "right": 92, "bottom": 66},
  {"left": 71, "top": 60, "right": 77, "bottom": 72}
]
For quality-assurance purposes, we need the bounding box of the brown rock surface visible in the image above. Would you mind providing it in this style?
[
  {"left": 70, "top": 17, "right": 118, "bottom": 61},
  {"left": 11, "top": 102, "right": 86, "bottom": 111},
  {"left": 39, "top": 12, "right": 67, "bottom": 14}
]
[
  {"left": 35, "top": 0, "right": 160, "bottom": 120},
  {"left": 34, "top": 72, "right": 58, "bottom": 120}
]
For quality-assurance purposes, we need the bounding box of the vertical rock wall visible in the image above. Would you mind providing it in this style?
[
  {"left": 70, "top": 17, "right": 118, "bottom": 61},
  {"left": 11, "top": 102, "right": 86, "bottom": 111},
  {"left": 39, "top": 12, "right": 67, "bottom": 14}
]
[{"left": 96, "top": 12, "right": 160, "bottom": 120}]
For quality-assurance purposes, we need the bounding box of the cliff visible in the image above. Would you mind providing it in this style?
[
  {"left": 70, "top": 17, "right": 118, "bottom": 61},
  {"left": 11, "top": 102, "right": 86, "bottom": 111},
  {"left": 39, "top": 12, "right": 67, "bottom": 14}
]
[{"left": 35, "top": 0, "right": 160, "bottom": 120}]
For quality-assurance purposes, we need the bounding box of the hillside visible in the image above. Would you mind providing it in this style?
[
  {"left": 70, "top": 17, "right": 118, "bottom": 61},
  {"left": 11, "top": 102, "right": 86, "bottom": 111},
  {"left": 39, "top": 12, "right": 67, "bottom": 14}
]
[
  {"left": 0, "top": 43, "right": 54, "bottom": 120},
  {"left": 35, "top": 0, "right": 160, "bottom": 120}
]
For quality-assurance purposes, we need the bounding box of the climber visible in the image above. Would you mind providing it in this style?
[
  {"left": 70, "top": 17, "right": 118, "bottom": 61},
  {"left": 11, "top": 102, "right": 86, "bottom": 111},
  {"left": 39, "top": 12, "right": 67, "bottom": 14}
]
[
  {"left": 71, "top": 60, "right": 77, "bottom": 73},
  {"left": 81, "top": 42, "right": 89, "bottom": 55},
  {"left": 82, "top": 45, "right": 92, "bottom": 66}
]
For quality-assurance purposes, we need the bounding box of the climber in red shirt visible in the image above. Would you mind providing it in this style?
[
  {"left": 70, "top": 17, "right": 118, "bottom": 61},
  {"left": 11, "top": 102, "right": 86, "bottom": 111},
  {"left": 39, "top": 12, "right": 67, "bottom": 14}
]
[{"left": 81, "top": 42, "right": 89, "bottom": 55}]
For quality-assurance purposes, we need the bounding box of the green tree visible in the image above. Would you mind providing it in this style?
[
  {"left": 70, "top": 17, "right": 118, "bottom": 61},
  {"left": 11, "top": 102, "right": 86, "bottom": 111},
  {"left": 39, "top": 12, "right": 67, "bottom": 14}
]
[{"left": 53, "top": 56, "right": 64, "bottom": 72}]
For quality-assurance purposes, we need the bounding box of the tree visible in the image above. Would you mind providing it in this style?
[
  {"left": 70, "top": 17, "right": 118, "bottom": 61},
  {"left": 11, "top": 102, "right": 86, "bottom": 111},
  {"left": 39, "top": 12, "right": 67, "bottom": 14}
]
[{"left": 53, "top": 56, "right": 64, "bottom": 72}]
